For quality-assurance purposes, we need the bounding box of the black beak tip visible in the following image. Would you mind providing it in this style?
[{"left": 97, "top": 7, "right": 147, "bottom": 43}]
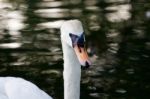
[{"left": 81, "top": 61, "right": 90, "bottom": 70}]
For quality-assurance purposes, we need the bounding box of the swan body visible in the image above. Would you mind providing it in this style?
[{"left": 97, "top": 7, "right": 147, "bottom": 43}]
[
  {"left": 0, "top": 77, "right": 52, "bottom": 99},
  {"left": 0, "top": 20, "right": 91, "bottom": 99}
]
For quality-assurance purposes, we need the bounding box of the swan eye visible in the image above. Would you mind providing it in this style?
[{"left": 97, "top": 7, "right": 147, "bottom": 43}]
[{"left": 77, "top": 33, "right": 85, "bottom": 44}]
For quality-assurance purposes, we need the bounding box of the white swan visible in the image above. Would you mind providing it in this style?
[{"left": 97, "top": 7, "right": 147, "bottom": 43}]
[{"left": 0, "top": 19, "right": 91, "bottom": 99}]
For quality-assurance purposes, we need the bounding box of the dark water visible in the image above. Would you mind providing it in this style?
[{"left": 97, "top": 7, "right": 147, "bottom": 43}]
[{"left": 0, "top": 0, "right": 150, "bottom": 99}]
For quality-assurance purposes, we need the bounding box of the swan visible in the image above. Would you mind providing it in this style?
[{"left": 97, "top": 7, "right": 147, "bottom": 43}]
[{"left": 0, "top": 19, "right": 91, "bottom": 99}]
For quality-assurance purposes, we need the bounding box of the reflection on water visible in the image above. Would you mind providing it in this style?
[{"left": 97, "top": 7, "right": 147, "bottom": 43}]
[{"left": 0, "top": 0, "right": 150, "bottom": 99}]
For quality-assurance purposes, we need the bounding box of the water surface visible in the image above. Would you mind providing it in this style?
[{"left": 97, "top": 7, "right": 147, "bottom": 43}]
[{"left": 0, "top": 0, "right": 150, "bottom": 99}]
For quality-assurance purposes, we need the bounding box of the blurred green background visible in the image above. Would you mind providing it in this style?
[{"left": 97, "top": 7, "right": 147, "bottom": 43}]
[{"left": 0, "top": 0, "right": 150, "bottom": 99}]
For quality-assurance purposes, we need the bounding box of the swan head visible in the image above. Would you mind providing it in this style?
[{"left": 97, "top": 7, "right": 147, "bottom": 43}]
[{"left": 61, "top": 20, "right": 91, "bottom": 68}]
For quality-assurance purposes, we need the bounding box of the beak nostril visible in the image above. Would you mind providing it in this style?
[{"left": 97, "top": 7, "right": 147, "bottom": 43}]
[{"left": 78, "top": 47, "right": 82, "bottom": 53}]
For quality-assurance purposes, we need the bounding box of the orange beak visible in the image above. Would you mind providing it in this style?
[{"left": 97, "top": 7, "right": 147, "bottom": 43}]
[{"left": 73, "top": 44, "right": 91, "bottom": 68}]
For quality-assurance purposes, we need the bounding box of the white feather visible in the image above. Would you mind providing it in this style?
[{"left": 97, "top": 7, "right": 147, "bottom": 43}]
[{"left": 0, "top": 77, "right": 53, "bottom": 99}]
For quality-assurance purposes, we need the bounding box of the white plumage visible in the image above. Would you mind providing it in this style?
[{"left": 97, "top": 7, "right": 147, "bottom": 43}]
[{"left": 0, "top": 77, "right": 52, "bottom": 99}]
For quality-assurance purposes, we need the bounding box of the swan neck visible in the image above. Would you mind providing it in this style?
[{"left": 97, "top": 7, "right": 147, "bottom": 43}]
[{"left": 62, "top": 40, "right": 81, "bottom": 99}]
